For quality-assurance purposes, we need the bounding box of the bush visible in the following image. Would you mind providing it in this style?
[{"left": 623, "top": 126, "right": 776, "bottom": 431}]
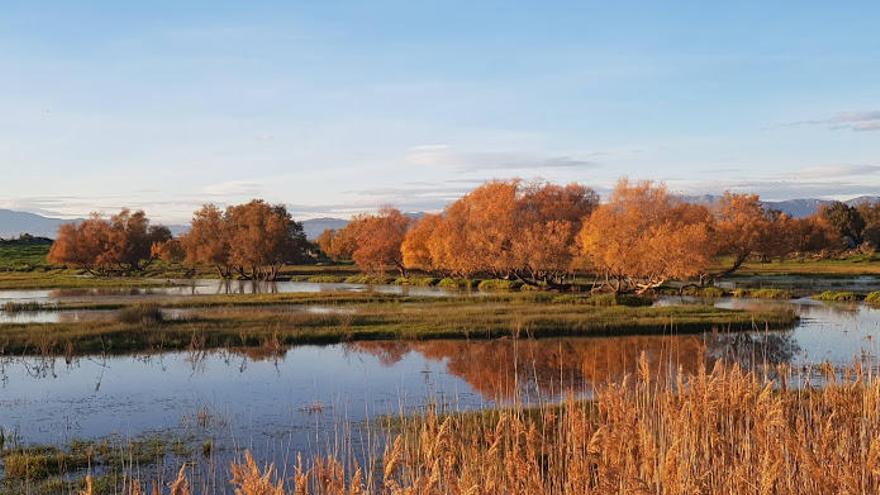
[
  {"left": 681, "top": 286, "right": 725, "bottom": 298},
  {"left": 866, "top": 291, "right": 880, "bottom": 307},
  {"left": 437, "top": 278, "right": 477, "bottom": 289},
  {"left": 117, "top": 304, "right": 164, "bottom": 325},
  {"left": 814, "top": 291, "right": 863, "bottom": 303},
  {"left": 477, "top": 279, "right": 523, "bottom": 291},
  {"left": 746, "top": 288, "right": 792, "bottom": 300}
]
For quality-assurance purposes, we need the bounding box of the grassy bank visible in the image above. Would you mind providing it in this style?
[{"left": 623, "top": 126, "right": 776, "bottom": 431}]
[{"left": 0, "top": 293, "right": 797, "bottom": 356}]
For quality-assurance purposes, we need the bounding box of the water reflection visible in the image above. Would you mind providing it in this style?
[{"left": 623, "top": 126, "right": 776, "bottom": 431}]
[{"left": 347, "top": 332, "right": 798, "bottom": 401}]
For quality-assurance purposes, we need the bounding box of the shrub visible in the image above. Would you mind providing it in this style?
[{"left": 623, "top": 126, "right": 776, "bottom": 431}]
[
  {"left": 117, "top": 304, "right": 164, "bottom": 325},
  {"left": 867, "top": 291, "right": 880, "bottom": 307},
  {"left": 477, "top": 279, "right": 523, "bottom": 291},
  {"left": 437, "top": 278, "right": 477, "bottom": 289},
  {"left": 747, "top": 288, "right": 792, "bottom": 300},
  {"left": 681, "top": 286, "right": 725, "bottom": 298},
  {"left": 814, "top": 291, "right": 863, "bottom": 303}
]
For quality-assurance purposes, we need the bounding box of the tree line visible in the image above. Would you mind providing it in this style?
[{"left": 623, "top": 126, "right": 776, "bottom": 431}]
[
  {"left": 49, "top": 200, "right": 308, "bottom": 280},
  {"left": 320, "top": 179, "right": 879, "bottom": 293},
  {"left": 48, "top": 179, "right": 880, "bottom": 290}
]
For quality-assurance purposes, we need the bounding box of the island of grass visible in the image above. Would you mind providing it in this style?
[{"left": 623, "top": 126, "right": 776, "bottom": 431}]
[{"left": 0, "top": 292, "right": 798, "bottom": 356}]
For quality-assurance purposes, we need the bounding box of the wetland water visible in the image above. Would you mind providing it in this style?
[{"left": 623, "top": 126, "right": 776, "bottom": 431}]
[{"left": 1, "top": 286, "right": 880, "bottom": 487}]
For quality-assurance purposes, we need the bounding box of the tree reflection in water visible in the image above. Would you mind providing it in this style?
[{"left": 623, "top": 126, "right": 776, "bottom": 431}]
[{"left": 347, "top": 331, "right": 798, "bottom": 402}]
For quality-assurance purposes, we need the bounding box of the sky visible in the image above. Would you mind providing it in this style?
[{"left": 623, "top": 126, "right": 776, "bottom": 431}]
[{"left": 1, "top": 1, "right": 879, "bottom": 223}]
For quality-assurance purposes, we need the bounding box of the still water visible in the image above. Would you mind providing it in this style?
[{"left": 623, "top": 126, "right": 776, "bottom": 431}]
[{"left": 1, "top": 296, "right": 880, "bottom": 487}]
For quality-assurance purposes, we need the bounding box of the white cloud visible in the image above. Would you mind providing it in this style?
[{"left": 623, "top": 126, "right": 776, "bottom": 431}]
[
  {"left": 201, "top": 180, "right": 264, "bottom": 197},
  {"left": 405, "top": 145, "right": 600, "bottom": 171},
  {"left": 791, "top": 110, "right": 880, "bottom": 132}
]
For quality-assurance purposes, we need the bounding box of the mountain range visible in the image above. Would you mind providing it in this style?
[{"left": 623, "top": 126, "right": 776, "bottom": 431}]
[
  {"left": 682, "top": 195, "right": 880, "bottom": 218},
  {"left": 1, "top": 198, "right": 877, "bottom": 240},
  {"left": 0, "top": 209, "right": 352, "bottom": 241}
]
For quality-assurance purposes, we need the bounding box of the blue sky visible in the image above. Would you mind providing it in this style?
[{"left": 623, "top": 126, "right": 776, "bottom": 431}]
[{"left": 2, "top": 1, "right": 879, "bottom": 222}]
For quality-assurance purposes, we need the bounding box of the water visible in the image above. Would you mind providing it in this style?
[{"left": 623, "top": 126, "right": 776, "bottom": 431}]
[
  {"left": 2, "top": 295, "right": 880, "bottom": 489},
  {"left": 0, "top": 279, "right": 457, "bottom": 306}
]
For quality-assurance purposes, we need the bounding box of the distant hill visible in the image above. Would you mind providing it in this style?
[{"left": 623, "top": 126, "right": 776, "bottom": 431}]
[
  {"left": 0, "top": 209, "right": 189, "bottom": 240},
  {"left": 300, "top": 213, "right": 424, "bottom": 239},
  {"left": 681, "top": 195, "right": 880, "bottom": 218},
  {"left": 0, "top": 209, "right": 81, "bottom": 239},
  {"left": 301, "top": 217, "right": 349, "bottom": 239}
]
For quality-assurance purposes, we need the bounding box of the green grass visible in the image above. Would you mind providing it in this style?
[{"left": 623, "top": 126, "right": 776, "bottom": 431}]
[
  {"left": 477, "top": 279, "right": 523, "bottom": 291},
  {"left": 0, "top": 434, "right": 192, "bottom": 494},
  {"left": 813, "top": 290, "right": 863, "bottom": 303},
  {"left": 0, "top": 242, "right": 52, "bottom": 271},
  {"left": 732, "top": 288, "right": 793, "bottom": 299},
  {"left": 720, "top": 253, "right": 880, "bottom": 276},
  {"left": 679, "top": 286, "right": 727, "bottom": 298},
  {"left": 0, "top": 292, "right": 798, "bottom": 356}
]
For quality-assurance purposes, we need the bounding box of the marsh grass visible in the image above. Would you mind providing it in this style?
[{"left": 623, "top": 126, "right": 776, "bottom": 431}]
[
  {"left": 0, "top": 294, "right": 798, "bottom": 356},
  {"left": 116, "top": 304, "right": 164, "bottom": 325},
  {"left": 814, "top": 290, "right": 864, "bottom": 303},
  {"left": 2, "top": 301, "right": 54, "bottom": 313},
  {"left": 0, "top": 434, "right": 192, "bottom": 494},
  {"left": 732, "top": 288, "right": 793, "bottom": 299},
  {"left": 867, "top": 291, "right": 880, "bottom": 307}
]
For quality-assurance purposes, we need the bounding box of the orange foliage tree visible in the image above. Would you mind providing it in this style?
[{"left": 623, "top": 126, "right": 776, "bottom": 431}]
[
  {"left": 578, "top": 179, "right": 714, "bottom": 293},
  {"left": 402, "top": 180, "right": 598, "bottom": 287},
  {"left": 48, "top": 209, "right": 171, "bottom": 275},
  {"left": 179, "top": 200, "right": 307, "bottom": 280},
  {"left": 316, "top": 225, "right": 359, "bottom": 262},
  {"left": 329, "top": 208, "right": 412, "bottom": 275}
]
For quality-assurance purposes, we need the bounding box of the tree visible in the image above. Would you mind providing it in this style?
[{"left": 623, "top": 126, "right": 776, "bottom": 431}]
[
  {"left": 578, "top": 179, "right": 714, "bottom": 294},
  {"left": 402, "top": 180, "right": 599, "bottom": 287},
  {"left": 346, "top": 208, "right": 411, "bottom": 275},
  {"left": 316, "top": 227, "right": 358, "bottom": 261},
  {"left": 179, "top": 200, "right": 307, "bottom": 280},
  {"left": 401, "top": 213, "right": 443, "bottom": 271},
  {"left": 47, "top": 210, "right": 169, "bottom": 275},
  {"left": 151, "top": 238, "right": 185, "bottom": 264},
  {"left": 509, "top": 182, "right": 599, "bottom": 286},
  {"left": 711, "top": 193, "right": 777, "bottom": 277},
  {"left": 820, "top": 201, "right": 865, "bottom": 248},
  {"left": 857, "top": 201, "right": 880, "bottom": 249},
  {"left": 180, "top": 204, "right": 232, "bottom": 277},
  {"left": 225, "top": 200, "right": 307, "bottom": 280}
]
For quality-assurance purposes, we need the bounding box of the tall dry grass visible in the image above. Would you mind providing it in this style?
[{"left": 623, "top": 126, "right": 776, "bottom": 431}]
[{"left": 81, "top": 358, "right": 880, "bottom": 494}]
